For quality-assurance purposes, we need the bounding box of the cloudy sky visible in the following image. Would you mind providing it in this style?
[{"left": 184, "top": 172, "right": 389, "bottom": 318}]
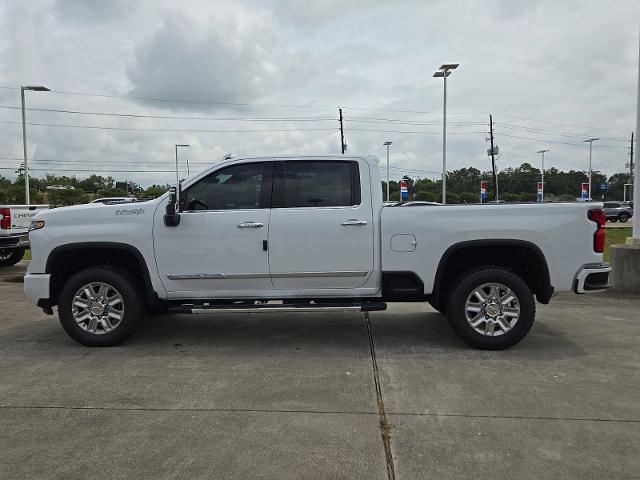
[{"left": 0, "top": 0, "right": 638, "bottom": 187}]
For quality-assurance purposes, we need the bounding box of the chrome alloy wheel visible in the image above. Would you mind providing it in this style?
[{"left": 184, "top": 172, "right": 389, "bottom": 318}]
[
  {"left": 464, "top": 282, "right": 520, "bottom": 336},
  {"left": 71, "top": 282, "right": 125, "bottom": 335}
]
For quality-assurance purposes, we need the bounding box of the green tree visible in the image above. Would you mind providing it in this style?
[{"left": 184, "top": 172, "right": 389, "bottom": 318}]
[
  {"left": 459, "top": 192, "right": 478, "bottom": 204},
  {"left": 144, "top": 184, "right": 170, "bottom": 198},
  {"left": 45, "top": 188, "right": 88, "bottom": 206}
]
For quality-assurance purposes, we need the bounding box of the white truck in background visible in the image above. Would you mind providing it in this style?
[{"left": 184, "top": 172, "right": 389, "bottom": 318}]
[
  {"left": 24, "top": 155, "right": 611, "bottom": 349},
  {"left": 0, "top": 204, "right": 49, "bottom": 267}
]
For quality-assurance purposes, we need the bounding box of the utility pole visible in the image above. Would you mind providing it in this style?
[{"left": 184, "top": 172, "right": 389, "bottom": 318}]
[
  {"left": 489, "top": 114, "right": 499, "bottom": 201},
  {"left": 339, "top": 108, "right": 345, "bottom": 154}
]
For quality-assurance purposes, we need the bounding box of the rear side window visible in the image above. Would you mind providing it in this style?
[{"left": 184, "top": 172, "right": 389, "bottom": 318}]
[
  {"left": 604, "top": 203, "right": 617, "bottom": 208},
  {"left": 273, "top": 160, "right": 360, "bottom": 208}
]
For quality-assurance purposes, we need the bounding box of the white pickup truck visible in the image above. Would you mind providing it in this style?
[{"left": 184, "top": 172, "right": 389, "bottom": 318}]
[
  {"left": 24, "top": 155, "right": 611, "bottom": 349},
  {"left": 1, "top": 204, "right": 48, "bottom": 267}
]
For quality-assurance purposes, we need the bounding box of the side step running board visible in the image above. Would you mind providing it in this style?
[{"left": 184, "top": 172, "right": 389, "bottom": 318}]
[{"left": 169, "top": 301, "right": 387, "bottom": 315}]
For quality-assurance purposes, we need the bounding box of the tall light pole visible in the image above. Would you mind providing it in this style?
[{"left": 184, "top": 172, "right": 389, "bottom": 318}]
[
  {"left": 583, "top": 138, "right": 599, "bottom": 201},
  {"left": 633, "top": 29, "right": 640, "bottom": 242},
  {"left": 383, "top": 141, "right": 392, "bottom": 201},
  {"left": 537, "top": 150, "right": 549, "bottom": 203},
  {"left": 433, "top": 63, "right": 459, "bottom": 204},
  {"left": 21, "top": 85, "right": 49, "bottom": 204},
  {"left": 175, "top": 144, "right": 189, "bottom": 207}
]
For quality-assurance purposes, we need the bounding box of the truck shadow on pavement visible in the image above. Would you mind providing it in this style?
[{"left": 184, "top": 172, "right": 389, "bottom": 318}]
[
  {"left": 368, "top": 312, "right": 588, "bottom": 360},
  {"left": 4, "top": 305, "right": 585, "bottom": 361},
  {"left": 102, "top": 310, "right": 589, "bottom": 360}
]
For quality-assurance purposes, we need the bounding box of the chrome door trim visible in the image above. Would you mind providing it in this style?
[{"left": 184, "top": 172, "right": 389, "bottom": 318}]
[
  {"left": 271, "top": 271, "right": 368, "bottom": 278},
  {"left": 167, "top": 273, "right": 270, "bottom": 280},
  {"left": 167, "top": 271, "right": 369, "bottom": 280}
]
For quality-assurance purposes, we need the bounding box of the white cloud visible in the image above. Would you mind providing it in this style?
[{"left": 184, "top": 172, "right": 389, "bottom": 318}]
[{"left": 0, "top": 0, "right": 638, "bottom": 188}]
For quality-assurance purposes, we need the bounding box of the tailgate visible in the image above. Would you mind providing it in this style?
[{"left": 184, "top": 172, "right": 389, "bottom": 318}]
[{"left": 6, "top": 205, "right": 49, "bottom": 231}]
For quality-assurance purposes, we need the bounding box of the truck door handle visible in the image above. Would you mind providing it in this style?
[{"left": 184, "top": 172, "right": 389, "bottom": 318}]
[
  {"left": 341, "top": 219, "right": 368, "bottom": 226},
  {"left": 237, "top": 222, "right": 264, "bottom": 229}
]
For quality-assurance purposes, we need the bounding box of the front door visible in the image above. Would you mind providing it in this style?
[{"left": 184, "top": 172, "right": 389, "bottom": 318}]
[
  {"left": 153, "top": 161, "right": 273, "bottom": 298},
  {"left": 268, "top": 159, "right": 374, "bottom": 290}
]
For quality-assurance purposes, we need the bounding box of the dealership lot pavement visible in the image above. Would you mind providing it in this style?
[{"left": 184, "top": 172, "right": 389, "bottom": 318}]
[{"left": 1, "top": 262, "right": 638, "bottom": 479}]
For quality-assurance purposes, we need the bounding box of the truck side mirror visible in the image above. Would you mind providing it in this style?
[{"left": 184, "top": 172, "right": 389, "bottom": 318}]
[{"left": 164, "top": 187, "right": 181, "bottom": 227}]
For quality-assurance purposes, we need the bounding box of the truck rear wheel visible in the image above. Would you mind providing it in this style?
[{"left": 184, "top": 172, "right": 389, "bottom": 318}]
[
  {"left": 618, "top": 213, "right": 629, "bottom": 223},
  {"left": 446, "top": 267, "right": 535, "bottom": 350},
  {"left": 58, "top": 266, "right": 143, "bottom": 347},
  {"left": 0, "top": 248, "right": 25, "bottom": 267}
]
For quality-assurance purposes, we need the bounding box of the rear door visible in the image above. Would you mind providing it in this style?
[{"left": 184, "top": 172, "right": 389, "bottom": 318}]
[{"left": 267, "top": 159, "right": 374, "bottom": 290}]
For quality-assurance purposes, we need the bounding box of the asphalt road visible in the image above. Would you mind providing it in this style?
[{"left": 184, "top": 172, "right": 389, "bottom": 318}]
[
  {"left": 1, "top": 263, "right": 638, "bottom": 479},
  {"left": 606, "top": 218, "right": 634, "bottom": 228}
]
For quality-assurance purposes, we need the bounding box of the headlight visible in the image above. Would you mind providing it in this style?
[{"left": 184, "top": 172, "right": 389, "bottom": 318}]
[{"left": 29, "top": 220, "right": 45, "bottom": 232}]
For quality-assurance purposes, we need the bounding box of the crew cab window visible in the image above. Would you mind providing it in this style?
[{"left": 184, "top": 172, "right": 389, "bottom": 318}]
[
  {"left": 183, "top": 162, "right": 269, "bottom": 211},
  {"left": 273, "top": 160, "right": 360, "bottom": 208}
]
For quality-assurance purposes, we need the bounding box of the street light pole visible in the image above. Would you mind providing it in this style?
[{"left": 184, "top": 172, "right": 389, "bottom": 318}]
[
  {"left": 175, "top": 144, "right": 190, "bottom": 207},
  {"left": 633, "top": 30, "right": 640, "bottom": 242},
  {"left": 433, "top": 63, "right": 459, "bottom": 205},
  {"left": 20, "top": 85, "right": 49, "bottom": 204},
  {"left": 537, "top": 150, "right": 549, "bottom": 203},
  {"left": 383, "top": 141, "right": 392, "bottom": 201},
  {"left": 583, "top": 138, "right": 599, "bottom": 201}
]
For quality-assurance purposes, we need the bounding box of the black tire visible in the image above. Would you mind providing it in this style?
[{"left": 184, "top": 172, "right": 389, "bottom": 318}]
[
  {"left": 618, "top": 213, "right": 629, "bottom": 223},
  {"left": 446, "top": 267, "right": 536, "bottom": 350},
  {"left": 58, "top": 266, "right": 144, "bottom": 347},
  {"left": 0, "top": 248, "right": 25, "bottom": 267}
]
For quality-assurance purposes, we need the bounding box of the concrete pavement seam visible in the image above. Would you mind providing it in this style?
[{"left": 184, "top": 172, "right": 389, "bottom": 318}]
[
  {"left": 3, "top": 406, "right": 636, "bottom": 424},
  {"left": 364, "top": 312, "right": 396, "bottom": 480},
  {"left": 384, "top": 412, "right": 640, "bottom": 423},
  {"left": 0, "top": 405, "right": 379, "bottom": 415}
]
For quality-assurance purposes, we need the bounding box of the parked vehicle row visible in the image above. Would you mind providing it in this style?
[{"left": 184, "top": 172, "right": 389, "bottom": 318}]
[
  {"left": 602, "top": 202, "right": 633, "bottom": 222},
  {"left": 0, "top": 204, "right": 49, "bottom": 266}
]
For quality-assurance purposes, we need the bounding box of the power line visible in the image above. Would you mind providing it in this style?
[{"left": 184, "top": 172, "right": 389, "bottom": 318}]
[
  {"left": 0, "top": 119, "right": 482, "bottom": 135},
  {"left": 495, "top": 122, "right": 628, "bottom": 142},
  {"left": 0, "top": 85, "right": 486, "bottom": 114},
  {"left": 0, "top": 166, "right": 178, "bottom": 173},
  {"left": 346, "top": 117, "right": 485, "bottom": 126},
  {"left": 0, "top": 120, "right": 338, "bottom": 134},
  {"left": 0, "top": 105, "right": 336, "bottom": 122},
  {"left": 497, "top": 132, "right": 628, "bottom": 149},
  {"left": 492, "top": 112, "right": 603, "bottom": 131},
  {"left": 349, "top": 128, "right": 485, "bottom": 135}
]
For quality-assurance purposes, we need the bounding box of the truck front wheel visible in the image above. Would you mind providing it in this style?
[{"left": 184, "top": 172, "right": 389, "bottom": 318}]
[
  {"left": 58, "top": 266, "right": 143, "bottom": 347},
  {"left": 0, "top": 248, "right": 25, "bottom": 267},
  {"left": 446, "top": 267, "right": 535, "bottom": 350}
]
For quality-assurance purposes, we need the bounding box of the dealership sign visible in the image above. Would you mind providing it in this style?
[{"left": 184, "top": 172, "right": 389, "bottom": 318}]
[
  {"left": 537, "top": 182, "right": 543, "bottom": 202},
  {"left": 400, "top": 180, "right": 408, "bottom": 201},
  {"left": 581, "top": 183, "right": 589, "bottom": 200}
]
